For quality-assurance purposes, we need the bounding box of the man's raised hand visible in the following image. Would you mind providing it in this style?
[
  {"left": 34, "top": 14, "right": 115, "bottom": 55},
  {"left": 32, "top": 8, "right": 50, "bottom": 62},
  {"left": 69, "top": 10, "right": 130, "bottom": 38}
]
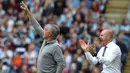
[
  {"left": 20, "top": 1, "right": 28, "bottom": 12},
  {"left": 79, "top": 39, "right": 90, "bottom": 52},
  {"left": 20, "top": 1, "right": 32, "bottom": 18}
]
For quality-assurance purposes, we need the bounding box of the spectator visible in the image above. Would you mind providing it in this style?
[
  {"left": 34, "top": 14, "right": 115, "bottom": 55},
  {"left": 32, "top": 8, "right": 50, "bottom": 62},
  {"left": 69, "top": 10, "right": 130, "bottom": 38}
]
[
  {"left": 81, "top": 60, "right": 91, "bottom": 73},
  {"left": 91, "top": 66, "right": 100, "bottom": 73},
  {"left": 116, "top": 34, "right": 128, "bottom": 72},
  {"left": 11, "top": 52, "right": 22, "bottom": 72},
  {"left": 109, "top": 19, "right": 120, "bottom": 36},
  {"left": 24, "top": 43, "right": 37, "bottom": 67},
  {"left": 0, "top": 61, "right": 10, "bottom": 73}
]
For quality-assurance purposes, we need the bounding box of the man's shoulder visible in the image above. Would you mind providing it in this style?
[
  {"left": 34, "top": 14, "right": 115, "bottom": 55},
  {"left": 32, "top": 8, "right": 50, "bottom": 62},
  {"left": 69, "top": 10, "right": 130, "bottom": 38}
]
[
  {"left": 112, "top": 42, "right": 120, "bottom": 49},
  {"left": 53, "top": 42, "right": 63, "bottom": 50},
  {"left": 108, "top": 42, "right": 119, "bottom": 48},
  {"left": 53, "top": 42, "right": 64, "bottom": 53},
  {"left": 109, "top": 42, "right": 121, "bottom": 53}
]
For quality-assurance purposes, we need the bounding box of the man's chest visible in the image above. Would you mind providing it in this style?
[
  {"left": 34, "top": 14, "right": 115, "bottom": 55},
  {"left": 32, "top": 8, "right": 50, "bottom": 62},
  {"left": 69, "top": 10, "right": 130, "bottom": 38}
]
[
  {"left": 99, "top": 47, "right": 112, "bottom": 57},
  {"left": 39, "top": 45, "right": 53, "bottom": 57}
]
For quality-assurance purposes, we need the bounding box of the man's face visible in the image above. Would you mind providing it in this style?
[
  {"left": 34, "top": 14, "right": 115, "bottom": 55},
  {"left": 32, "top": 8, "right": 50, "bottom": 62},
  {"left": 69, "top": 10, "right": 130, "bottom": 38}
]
[
  {"left": 43, "top": 26, "right": 51, "bottom": 39},
  {"left": 99, "top": 31, "right": 107, "bottom": 45}
]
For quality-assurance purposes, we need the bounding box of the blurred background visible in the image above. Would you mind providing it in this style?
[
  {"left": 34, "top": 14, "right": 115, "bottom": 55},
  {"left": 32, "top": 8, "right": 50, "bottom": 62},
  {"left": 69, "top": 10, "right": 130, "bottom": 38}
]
[{"left": 0, "top": 0, "right": 130, "bottom": 73}]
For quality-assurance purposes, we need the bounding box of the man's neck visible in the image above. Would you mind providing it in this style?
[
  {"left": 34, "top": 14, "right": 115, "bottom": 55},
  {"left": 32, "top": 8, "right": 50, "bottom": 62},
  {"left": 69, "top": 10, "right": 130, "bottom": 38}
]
[
  {"left": 46, "top": 37, "right": 56, "bottom": 42},
  {"left": 46, "top": 39, "right": 53, "bottom": 42},
  {"left": 104, "top": 39, "right": 112, "bottom": 46}
]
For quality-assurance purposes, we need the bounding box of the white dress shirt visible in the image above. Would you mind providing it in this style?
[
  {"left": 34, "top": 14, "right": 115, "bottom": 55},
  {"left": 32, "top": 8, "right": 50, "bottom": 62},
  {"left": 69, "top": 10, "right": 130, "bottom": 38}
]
[{"left": 85, "top": 41, "right": 122, "bottom": 73}]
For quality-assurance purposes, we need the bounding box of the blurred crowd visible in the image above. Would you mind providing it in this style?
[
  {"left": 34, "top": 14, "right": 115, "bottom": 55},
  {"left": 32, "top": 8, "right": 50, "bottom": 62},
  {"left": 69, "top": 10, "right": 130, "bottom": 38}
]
[{"left": 0, "top": 0, "right": 130, "bottom": 73}]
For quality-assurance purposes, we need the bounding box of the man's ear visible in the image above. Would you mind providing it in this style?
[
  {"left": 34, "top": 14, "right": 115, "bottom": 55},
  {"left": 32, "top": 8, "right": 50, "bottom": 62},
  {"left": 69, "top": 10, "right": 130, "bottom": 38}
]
[
  {"left": 49, "top": 32, "right": 52, "bottom": 37},
  {"left": 48, "top": 33, "right": 51, "bottom": 37},
  {"left": 106, "top": 36, "right": 109, "bottom": 39},
  {"left": 107, "top": 35, "right": 111, "bottom": 40}
]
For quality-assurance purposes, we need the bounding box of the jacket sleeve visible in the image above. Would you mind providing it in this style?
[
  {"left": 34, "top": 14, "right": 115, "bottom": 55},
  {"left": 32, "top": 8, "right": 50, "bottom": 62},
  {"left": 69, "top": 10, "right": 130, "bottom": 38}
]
[
  {"left": 52, "top": 45, "right": 65, "bottom": 73},
  {"left": 29, "top": 17, "right": 44, "bottom": 38},
  {"left": 84, "top": 52, "right": 99, "bottom": 65}
]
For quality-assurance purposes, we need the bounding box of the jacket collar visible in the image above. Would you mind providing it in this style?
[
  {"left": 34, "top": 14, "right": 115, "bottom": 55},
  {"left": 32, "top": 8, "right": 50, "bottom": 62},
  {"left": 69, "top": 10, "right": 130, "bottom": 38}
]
[{"left": 45, "top": 40, "right": 57, "bottom": 45}]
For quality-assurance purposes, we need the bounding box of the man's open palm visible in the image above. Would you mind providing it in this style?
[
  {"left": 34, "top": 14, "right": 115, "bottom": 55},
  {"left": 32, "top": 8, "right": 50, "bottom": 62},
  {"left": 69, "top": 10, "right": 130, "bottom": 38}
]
[{"left": 79, "top": 40, "right": 90, "bottom": 52}]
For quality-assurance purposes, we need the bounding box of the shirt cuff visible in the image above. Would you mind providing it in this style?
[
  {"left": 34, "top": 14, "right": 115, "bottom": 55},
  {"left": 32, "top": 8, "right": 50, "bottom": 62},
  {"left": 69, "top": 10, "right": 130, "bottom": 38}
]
[
  {"left": 97, "top": 55, "right": 104, "bottom": 63},
  {"left": 85, "top": 52, "right": 91, "bottom": 56}
]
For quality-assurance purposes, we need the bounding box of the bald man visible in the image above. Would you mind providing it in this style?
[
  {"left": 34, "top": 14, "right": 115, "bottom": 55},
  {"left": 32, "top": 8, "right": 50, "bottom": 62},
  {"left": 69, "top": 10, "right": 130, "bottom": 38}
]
[{"left": 79, "top": 29, "right": 121, "bottom": 73}]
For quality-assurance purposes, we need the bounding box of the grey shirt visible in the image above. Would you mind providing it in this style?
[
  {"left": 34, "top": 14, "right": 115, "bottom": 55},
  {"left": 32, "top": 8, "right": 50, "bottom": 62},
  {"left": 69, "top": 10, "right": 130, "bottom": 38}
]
[{"left": 30, "top": 17, "right": 65, "bottom": 73}]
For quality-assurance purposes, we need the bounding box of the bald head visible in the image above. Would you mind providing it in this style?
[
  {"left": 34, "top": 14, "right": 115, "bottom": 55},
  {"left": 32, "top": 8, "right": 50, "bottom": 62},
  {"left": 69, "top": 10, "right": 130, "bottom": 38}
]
[
  {"left": 99, "top": 29, "right": 114, "bottom": 46},
  {"left": 103, "top": 29, "right": 114, "bottom": 39}
]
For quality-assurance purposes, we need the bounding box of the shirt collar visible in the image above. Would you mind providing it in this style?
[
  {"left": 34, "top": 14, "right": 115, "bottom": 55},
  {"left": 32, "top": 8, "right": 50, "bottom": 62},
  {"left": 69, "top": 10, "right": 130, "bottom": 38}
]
[{"left": 106, "top": 41, "right": 114, "bottom": 47}]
